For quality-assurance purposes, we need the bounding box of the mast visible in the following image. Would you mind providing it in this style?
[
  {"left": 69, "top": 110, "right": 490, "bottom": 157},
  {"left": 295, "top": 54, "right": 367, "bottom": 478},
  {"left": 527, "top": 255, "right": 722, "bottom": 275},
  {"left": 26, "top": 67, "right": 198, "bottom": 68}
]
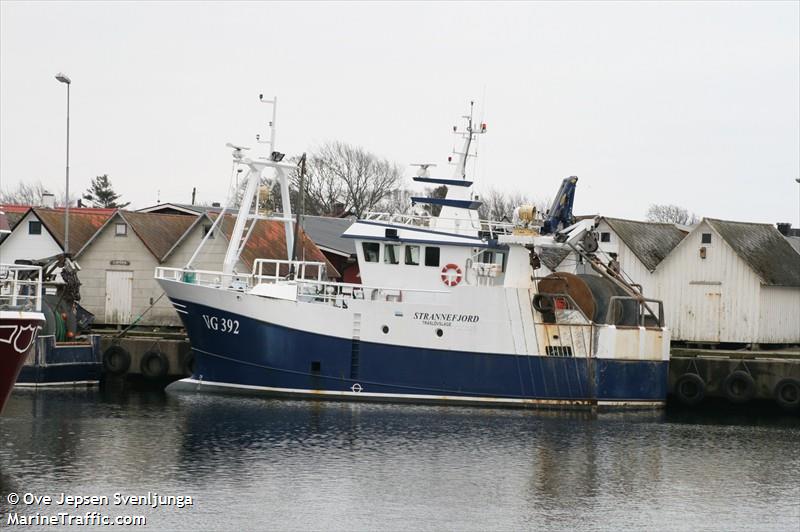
[
  {"left": 430, "top": 102, "right": 487, "bottom": 235},
  {"left": 220, "top": 95, "right": 297, "bottom": 276}
]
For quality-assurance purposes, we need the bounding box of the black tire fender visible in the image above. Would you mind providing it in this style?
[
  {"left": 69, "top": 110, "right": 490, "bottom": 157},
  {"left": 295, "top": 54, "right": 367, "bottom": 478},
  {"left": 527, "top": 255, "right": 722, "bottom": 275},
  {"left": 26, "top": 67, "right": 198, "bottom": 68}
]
[
  {"left": 722, "top": 370, "right": 756, "bottom": 404},
  {"left": 181, "top": 351, "right": 196, "bottom": 377},
  {"left": 674, "top": 373, "right": 706, "bottom": 406},
  {"left": 103, "top": 345, "right": 131, "bottom": 375},
  {"left": 774, "top": 378, "right": 800, "bottom": 412},
  {"left": 140, "top": 350, "right": 169, "bottom": 379}
]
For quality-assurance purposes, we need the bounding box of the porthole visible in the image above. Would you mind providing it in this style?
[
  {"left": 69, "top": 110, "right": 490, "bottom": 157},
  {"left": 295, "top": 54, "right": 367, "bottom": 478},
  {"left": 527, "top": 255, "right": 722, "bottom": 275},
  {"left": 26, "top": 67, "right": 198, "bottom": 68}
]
[
  {"left": 382, "top": 325, "right": 389, "bottom": 334},
  {"left": 436, "top": 328, "right": 443, "bottom": 337}
]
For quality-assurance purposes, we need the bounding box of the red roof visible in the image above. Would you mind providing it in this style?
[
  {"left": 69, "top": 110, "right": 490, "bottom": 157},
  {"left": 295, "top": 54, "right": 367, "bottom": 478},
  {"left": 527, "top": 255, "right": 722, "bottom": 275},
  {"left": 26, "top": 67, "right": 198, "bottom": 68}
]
[
  {"left": 33, "top": 207, "right": 114, "bottom": 253},
  {"left": 213, "top": 214, "right": 339, "bottom": 278}
]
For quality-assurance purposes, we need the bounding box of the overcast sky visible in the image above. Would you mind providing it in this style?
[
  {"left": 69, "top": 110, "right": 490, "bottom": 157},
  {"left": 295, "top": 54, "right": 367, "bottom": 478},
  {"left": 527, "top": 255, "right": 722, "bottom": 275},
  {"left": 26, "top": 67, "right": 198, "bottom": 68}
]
[{"left": 1, "top": 1, "right": 798, "bottom": 225}]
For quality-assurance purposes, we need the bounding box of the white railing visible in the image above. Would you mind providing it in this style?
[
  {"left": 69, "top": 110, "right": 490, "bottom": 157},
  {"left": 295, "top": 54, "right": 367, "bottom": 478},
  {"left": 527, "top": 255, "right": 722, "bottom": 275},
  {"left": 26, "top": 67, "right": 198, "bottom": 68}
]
[
  {"left": 156, "top": 265, "right": 449, "bottom": 307},
  {"left": 252, "top": 258, "right": 327, "bottom": 283},
  {"left": 0, "top": 264, "right": 43, "bottom": 312},
  {"left": 156, "top": 267, "right": 253, "bottom": 291},
  {"left": 362, "top": 211, "right": 515, "bottom": 238},
  {"left": 293, "top": 278, "right": 448, "bottom": 307}
]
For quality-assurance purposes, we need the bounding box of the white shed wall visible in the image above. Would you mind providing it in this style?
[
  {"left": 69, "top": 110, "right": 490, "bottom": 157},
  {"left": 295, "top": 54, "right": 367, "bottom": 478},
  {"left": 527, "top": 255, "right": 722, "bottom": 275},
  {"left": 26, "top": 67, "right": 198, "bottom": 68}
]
[
  {"left": 653, "top": 221, "right": 762, "bottom": 343},
  {"left": 595, "top": 220, "right": 658, "bottom": 297},
  {"left": 758, "top": 286, "right": 800, "bottom": 344},
  {"left": 0, "top": 212, "right": 61, "bottom": 263},
  {"left": 77, "top": 217, "right": 165, "bottom": 325}
]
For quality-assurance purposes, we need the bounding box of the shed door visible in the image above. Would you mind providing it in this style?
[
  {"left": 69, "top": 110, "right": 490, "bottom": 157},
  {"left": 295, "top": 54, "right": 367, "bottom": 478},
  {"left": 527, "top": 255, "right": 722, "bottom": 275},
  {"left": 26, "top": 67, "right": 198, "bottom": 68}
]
[
  {"left": 688, "top": 286, "right": 721, "bottom": 343},
  {"left": 105, "top": 270, "right": 133, "bottom": 324}
]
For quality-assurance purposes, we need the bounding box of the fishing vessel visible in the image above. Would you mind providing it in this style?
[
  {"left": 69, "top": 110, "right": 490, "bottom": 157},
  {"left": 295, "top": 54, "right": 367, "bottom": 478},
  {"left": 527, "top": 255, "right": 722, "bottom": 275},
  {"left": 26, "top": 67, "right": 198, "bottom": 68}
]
[
  {"left": 159, "top": 102, "right": 670, "bottom": 408},
  {"left": 1, "top": 214, "right": 46, "bottom": 412}
]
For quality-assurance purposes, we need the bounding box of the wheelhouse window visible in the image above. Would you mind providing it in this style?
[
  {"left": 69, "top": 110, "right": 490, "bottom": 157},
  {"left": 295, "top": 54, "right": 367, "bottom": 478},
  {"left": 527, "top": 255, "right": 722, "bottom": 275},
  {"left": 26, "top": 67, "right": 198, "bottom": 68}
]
[
  {"left": 405, "top": 245, "right": 420, "bottom": 265},
  {"left": 600, "top": 232, "right": 611, "bottom": 243},
  {"left": 362, "top": 242, "right": 380, "bottom": 263},
  {"left": 701, "top": 233, "right": 712, "bottom": 244},
  {"left": 384, "top": 244, "right": 399, "bottom": 264},
  {"left": 424, "top": 246, "right": 440, "bottom": 267},
  {"left": 28, "top": 221, "right": 42, "bottom": 235},
  {"left": 481, "top": 250, "right": 505, "bottom": 271},
  {"left": 115, "top": 223, "right": 128, "bottom": 236}
]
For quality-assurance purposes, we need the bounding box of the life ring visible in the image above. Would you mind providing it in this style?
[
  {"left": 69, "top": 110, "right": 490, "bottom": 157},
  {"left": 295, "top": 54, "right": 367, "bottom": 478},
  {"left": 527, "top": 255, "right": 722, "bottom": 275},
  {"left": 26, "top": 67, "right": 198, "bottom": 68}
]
[
  {"left": 140, "top": 350, "right": 170, "bottom": 380},
  {"left": 773, "top": 378, "right": 800, "bottom": 411},
  {"left": 722, "top": 370, "right": 756, "bottom": 404},
  {"left": 673, "top": 373, "right": 706, "bottom": 406},
  {"left": 103, "top": 345, "right": 131, "bottom": 375},
  {"left": 441, "top": 263, "right": 463, "bottom": 287}
]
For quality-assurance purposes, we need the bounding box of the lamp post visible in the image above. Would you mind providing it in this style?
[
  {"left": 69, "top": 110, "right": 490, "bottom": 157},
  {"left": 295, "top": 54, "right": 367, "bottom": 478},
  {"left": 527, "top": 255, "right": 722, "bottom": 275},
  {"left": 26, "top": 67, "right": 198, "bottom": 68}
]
[{"left": 55, "top": 72, "right": 71, "bottom": 255}]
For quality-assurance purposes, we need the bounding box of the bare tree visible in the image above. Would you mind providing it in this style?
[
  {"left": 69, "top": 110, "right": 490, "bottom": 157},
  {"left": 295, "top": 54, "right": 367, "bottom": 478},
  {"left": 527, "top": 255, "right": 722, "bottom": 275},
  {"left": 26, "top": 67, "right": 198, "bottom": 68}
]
[
  {"left": 645, "top": 204, "right": 699, "bottom": 225},
  {"left": 1, "top": 181, "right": 50, "bottom": 206},
  {"left": 300, "top": 142, "right": 402, "bottom": 217},
  {"left": 375, "top": 187, "right": 415, "bottom": 215},
  {"left": 476, "top": 187, "right": 550, "bottom": 222}
]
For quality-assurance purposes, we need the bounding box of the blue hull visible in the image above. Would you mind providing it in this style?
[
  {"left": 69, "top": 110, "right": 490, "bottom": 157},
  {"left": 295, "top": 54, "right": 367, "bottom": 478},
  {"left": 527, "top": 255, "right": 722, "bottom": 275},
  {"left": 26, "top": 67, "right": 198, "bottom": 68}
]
[
  {"left": 16, "top": 335, "right": 101, "bottom": 387},
  {"left": 170, "top": 298, "right": 668, "bottom": 407}
]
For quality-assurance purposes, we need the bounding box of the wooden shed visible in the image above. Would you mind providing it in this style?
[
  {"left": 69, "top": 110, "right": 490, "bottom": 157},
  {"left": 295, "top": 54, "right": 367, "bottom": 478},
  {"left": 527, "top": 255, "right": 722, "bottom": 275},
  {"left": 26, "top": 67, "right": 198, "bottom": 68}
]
[{"left": 653, "top": 218, "right": 800, "bottom": 345}]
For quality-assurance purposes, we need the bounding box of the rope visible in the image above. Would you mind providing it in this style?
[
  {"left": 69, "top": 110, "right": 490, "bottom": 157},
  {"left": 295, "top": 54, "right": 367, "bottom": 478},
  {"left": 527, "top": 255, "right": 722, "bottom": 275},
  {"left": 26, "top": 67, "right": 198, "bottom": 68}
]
[{"left": 113, "top": 292, "right": 167, "bottom": 340}]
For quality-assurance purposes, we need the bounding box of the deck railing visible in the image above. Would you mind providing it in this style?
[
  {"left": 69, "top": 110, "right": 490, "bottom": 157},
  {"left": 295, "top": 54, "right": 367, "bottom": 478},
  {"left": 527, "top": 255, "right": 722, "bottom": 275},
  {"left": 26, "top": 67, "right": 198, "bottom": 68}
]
[
  {"left": 252, "top": 258, "right": 327, "bottom": 282},
  {"left": 156, "top": 265, "right": 449, "bottom": 306},
  {"left": 606, "top": 296, "right": 665, "bottom": 327},
  {"left": 0, "top": 264, "right": 43, "bottom": 312},
  {"left": 156, "top": 267, "right": 253, "bottom": 290},
  {"left": 362, "top": 211, "right": 516, "bottom": 239}
]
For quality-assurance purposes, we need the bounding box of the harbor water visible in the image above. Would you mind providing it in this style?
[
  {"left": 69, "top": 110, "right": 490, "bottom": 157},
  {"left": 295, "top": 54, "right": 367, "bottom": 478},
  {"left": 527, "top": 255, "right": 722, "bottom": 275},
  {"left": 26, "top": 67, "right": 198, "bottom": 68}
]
[{"left": 1, "top": 388, "right": 798, "bottom": 531}]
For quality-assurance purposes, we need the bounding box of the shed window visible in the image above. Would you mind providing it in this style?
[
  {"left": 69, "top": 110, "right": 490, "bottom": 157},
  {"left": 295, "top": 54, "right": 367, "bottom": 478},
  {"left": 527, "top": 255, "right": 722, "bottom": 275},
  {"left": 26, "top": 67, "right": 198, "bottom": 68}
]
[
  {"left": 202, "top": 224, "right": 215, "bottom": 239},
  {"left": 701, "top": 233, "right": 712, "bottom": 244},
  {"left": 384, "top": 244, "right": 399, "bottom": 264},
  {"left": 600, "top": 232, "right": 611, "bottom": 243},
  {"left": 405, "top": 245, "right": 420, "bottom": 265},
  {"left": 362, "top": 242, "right": 380, "bottom": 263},
  {"left": 424, "top": 246, "right": 440, "bottom": 267},
  {"left": 28, "top": 221, "right": 42, "bottom": 235},
  {"left": 115, "top": 223, "right": 128, "bottom": 236}
]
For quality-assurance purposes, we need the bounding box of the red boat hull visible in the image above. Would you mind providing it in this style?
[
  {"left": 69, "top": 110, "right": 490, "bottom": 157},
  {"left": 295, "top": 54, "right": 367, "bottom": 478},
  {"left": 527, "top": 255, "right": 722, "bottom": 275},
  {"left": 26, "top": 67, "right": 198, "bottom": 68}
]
[{"left": 0, "top": 313, "right": 44, "bottom": 413}]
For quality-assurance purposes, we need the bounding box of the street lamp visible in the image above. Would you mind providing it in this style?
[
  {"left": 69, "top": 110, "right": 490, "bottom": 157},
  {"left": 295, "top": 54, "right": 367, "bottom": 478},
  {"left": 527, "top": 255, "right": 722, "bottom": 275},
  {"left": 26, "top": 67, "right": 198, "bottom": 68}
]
[{"left": 55, "top": 72, "right": 71, "bottom": 255}]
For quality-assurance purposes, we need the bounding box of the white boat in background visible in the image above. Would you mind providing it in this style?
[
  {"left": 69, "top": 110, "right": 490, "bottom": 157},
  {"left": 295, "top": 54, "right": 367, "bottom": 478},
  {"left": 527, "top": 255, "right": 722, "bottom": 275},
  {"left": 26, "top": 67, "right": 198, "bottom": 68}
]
[{"left": 158, "top": 101, "right": 670, "bottom": 409}]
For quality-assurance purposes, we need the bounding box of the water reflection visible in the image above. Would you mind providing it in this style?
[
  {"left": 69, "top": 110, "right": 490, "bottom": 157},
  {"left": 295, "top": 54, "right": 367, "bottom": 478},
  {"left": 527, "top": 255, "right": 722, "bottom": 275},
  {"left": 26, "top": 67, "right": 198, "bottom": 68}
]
[{"left": 0, "top": 389, "right": 797, "bottom": 531}]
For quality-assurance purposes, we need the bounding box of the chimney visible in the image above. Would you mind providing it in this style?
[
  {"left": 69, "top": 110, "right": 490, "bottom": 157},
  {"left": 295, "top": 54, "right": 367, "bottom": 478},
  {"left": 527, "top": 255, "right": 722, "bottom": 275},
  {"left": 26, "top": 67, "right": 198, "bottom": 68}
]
[
  {"left": 331, "top": 202, "right": 346, "bottom": 218},
  {"left": 42, "top": 192, "right": 55, "bottom": 208},
  {"left": 776, "top": 222, "right": 791, "bottom": 236}
]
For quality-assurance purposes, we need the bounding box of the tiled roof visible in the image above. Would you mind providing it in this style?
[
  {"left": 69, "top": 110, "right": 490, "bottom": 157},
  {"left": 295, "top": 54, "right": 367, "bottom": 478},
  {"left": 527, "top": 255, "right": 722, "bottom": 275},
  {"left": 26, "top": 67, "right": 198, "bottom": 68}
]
[
  {"left": 119, "top": 211, "right": 199, "bottom": 262},
  {"left": 300, "top": 215, "right": 356, "bottom": 256},
  {"left": 214, "top": 214, "right": 339, "bottom": 277},
  {"left": 603, "top": 217, "right": 687, "bottom": 271},
  {"left": 33, "top": 207, "right": 114, "bottom": 253},
  {"left": 706, "top": 218, "right": 800, "bottom": 287}
]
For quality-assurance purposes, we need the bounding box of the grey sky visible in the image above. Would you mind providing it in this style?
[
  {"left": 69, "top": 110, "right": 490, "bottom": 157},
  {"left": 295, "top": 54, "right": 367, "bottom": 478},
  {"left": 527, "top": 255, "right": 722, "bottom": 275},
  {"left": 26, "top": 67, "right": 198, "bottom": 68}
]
[{"left": 1, "top": 1, "right": 798, "bottom": 225}]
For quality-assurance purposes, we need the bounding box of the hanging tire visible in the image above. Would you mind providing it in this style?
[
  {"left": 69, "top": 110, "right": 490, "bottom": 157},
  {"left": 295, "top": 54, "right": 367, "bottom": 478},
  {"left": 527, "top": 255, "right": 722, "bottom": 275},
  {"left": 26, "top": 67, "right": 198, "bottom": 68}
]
[
  {"left": 722, "top": 370, "right": 756, "bottom": 404},
  {"left": 181, "top": 351, "right": 196, "bottom": 377},
  {"left": 532, "top": 295, "right": 554, "bottom": 314},
  {"left": 140, "top": 350, "right": 169, "bottom": 379},
  {"left": 773, "top": 378, "right": 800, "bottom": 412},
  {"left": 103, "top": 345, "right": 131, "bottom": 375},
  {"left": 674, "top": 373, "right": 706, "bottom": 406}
]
